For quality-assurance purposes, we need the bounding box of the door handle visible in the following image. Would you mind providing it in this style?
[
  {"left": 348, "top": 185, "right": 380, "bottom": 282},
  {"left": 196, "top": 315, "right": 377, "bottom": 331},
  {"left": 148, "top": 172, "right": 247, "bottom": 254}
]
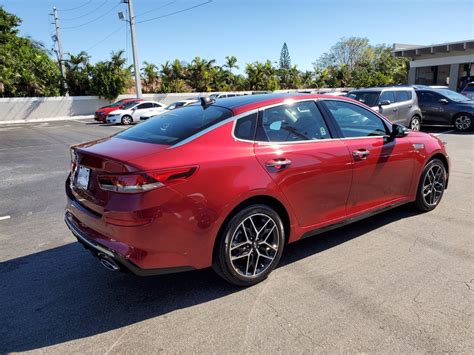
[
  {"left": 265, "top": 158, "right": 292, "bottom": 170},
  {"left": 352, "top": 149, "right": 370, "bottom": 160}
]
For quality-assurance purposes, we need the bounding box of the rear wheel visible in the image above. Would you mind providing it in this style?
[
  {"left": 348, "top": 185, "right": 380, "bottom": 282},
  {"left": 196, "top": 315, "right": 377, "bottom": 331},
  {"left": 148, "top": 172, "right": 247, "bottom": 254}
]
[
  {"left": 453, "top": 113, "right": 472, "bottom": 131},
  {"left": 213, "top": 204, "right": 285, "bottom": 286},
  {"left": 121, "top": 115, "right": 133, "bottom": 125},
  {"left": 410, "top": 115, "right": 421, "bottom": 131},
  {"left": 414, "top": 159, "right": 446, "bottom": 212}
]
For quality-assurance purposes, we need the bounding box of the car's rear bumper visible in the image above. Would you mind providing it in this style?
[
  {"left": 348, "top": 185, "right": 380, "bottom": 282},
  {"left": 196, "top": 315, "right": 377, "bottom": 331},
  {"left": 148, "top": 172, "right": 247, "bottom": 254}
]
[{"left": 65, "top": 211, "right": 194, "bottom": 276}]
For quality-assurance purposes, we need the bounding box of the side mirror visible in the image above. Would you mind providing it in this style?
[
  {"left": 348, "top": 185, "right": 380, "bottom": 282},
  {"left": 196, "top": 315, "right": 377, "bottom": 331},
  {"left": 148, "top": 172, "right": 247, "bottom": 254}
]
[
  {"left": 389, "top": 123, "right": 409, "bottom": 140},
  {"left": 379, "top": 100, "right": 391, "bottom": 106},
  {"left": 438, "top": 98, "right": 449, "bottom": 104}
]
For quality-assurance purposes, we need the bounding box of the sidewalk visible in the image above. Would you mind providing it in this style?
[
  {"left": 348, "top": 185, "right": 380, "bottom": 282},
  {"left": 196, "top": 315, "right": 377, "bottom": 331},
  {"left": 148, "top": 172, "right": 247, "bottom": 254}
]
[{"left": 0, "top": 115, "right": 93, "bottom": 125}]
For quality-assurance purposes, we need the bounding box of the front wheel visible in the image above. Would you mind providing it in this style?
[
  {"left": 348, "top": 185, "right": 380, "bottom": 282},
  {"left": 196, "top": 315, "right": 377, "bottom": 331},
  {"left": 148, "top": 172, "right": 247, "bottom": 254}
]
[
  {"left": 414, "top": 159, "right": 447, "bottom": 212},
  {"left": 410, "top": 116, "right": 421, "bottom": 131},
  {"left": 213, "top": 205, "right": 285, "bottom": 286},
  {"left": 453, "top": 114, "right": 472, "bottom": 131},
  {"left": 121, "top": 115, "right": 133, "bottom": 125}
]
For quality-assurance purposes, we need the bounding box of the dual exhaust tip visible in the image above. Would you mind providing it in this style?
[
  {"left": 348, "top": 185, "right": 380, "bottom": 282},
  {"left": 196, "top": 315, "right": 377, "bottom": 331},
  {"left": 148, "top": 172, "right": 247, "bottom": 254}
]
[{"left": 97, "top": 253, "right": 121, "bottom": 272}]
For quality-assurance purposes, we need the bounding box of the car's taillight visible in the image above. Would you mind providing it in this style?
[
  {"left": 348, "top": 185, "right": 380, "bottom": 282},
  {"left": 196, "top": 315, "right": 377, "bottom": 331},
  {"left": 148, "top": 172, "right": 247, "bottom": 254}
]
[
  {"left": 70, "top": 148, "right": 77, "bottom": 172},
  {"left": 98, "top": 166, "right": 198, "bottom": 193}
]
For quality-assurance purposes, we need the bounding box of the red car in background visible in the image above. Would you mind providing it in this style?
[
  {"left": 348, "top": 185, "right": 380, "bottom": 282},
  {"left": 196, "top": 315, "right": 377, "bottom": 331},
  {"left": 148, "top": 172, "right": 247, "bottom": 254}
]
[
  {"left": 66, "top": 94, "right": 449, "bottom": 286},
  {"left": 94, "top": 98, "right": 143, "bottom": 122}
]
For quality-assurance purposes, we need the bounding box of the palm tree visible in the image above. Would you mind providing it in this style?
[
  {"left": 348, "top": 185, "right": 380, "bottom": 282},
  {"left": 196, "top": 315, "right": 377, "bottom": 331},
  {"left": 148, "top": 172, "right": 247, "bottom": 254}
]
[
  {"left": 141, "top": 61, "right": 159, "bottom": 93},
  {"left": 187, "top": 57, "right": 216, "bottom": 92},
  {"left": 224, "top": 55, "right": 239, "bottom": 74}
]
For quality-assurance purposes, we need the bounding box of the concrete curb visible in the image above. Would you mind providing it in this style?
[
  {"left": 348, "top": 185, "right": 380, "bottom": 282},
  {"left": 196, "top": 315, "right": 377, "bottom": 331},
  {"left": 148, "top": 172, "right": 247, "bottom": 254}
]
[{"left": 0, "top": 115, "right": 93, "bottom": 125}]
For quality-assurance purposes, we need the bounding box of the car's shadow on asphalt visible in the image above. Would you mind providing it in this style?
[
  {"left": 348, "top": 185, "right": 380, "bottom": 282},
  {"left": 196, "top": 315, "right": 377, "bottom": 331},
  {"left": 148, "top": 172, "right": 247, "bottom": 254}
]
[{"left": 0, "top": 206, "right": 418, "bottom": 352}]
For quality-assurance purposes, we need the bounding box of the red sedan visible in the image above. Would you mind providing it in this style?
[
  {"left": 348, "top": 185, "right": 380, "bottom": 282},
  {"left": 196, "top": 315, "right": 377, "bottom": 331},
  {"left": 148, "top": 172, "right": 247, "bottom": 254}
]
[
  {"left": 65, "top": 94, "right": 449, "bottom": 286},
  {"left": 94, "top": 98, "right": 143, "bottom": 122}
]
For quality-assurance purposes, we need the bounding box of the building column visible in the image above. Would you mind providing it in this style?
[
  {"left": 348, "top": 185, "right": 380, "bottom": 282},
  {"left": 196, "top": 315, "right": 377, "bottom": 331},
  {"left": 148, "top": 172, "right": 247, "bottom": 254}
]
[
  {"left": 408, "top": 67, "right": 416, "bottom": 84},
  {"left": 449, "top": 64, "right": 459, "bottom": 91}
]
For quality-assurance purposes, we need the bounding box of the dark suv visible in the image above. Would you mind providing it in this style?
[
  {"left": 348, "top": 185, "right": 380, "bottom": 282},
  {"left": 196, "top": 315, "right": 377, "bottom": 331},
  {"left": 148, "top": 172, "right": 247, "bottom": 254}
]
[
  {"left": 347, "top": 87, "right": 422, "bottom": 131},
  {"left": 415, "top": 88, "right": 474, "bottom": 131}
]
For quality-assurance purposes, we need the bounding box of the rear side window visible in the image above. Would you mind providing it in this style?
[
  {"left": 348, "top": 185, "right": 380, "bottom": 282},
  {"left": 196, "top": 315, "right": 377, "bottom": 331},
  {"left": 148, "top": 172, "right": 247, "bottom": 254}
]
[
  {"left": 322, "top": 100, "right": 388, "bottom": 138},
  {"left": 395, "top": 91, "right": 412, "bottom": 102},
  {"left": 117, "top": 105, "right": 232, "bottom": 145},
  {"left": 137, "top": 102, "right": 153, "bottom": 109},
  {"left": 256, "top": 101, "right": 331, "bottom": 142},
  {"left": 234, "top": 112, "right": 257, "bottom": 140}
]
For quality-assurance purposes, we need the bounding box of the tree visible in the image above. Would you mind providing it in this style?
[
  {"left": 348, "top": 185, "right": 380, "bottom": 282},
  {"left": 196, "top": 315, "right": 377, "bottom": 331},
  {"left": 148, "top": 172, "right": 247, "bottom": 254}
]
[
  {"left": 245, "top": 60, "right": 280, "bottom": 91},
  {"left": 279, "top": 42, "right": 291, "bottom": 70},
  {"left": 0, "top": 6, "right": 61, "bottom": 97},
  {"left": 187, "top": 57, "right": 216, "bottom": 92},
  {"left": 224, "top": 55, "right": 239, "bottom": 74},
  {"left": 65, "top": 51, "right": 93, "bottom": 96},
  {"left": 141, "top": 61, "right": 160, "bottom": 93},
  {"left": 90, "top": 50, "right": 131, "bottom": 100}
]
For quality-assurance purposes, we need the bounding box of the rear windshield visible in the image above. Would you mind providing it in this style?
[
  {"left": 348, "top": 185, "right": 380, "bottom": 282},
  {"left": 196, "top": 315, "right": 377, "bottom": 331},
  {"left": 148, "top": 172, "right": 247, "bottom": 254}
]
[
  {"left": 347, "top": 91, "right": 380, "bottom": 107},
  {"left": 116, "top": 105, "right": 233, "bottom": 145}
]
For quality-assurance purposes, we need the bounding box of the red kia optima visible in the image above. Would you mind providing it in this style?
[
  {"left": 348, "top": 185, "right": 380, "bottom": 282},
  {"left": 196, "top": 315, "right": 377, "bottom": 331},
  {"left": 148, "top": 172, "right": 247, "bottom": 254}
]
[{"left": 65, "top": 94, "right": 449, "bottom": 286}]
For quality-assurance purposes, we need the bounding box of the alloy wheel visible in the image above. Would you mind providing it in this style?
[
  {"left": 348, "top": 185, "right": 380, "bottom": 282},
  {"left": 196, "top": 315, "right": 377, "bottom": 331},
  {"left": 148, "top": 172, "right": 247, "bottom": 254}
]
[
  {"left": 122, "top": 116, "right": 132, "bottom": 125},
  {"left": 422, "top": 164, "right": 445, "bottom": 206},
  {"left": 228, "top": 213, "right": 279, "bottom": 277},
  {"left": 454, "top": 115, "right": 471, "bottom": 131},
  {"left": 410, "top": 117, "right": 421, "bottom": 131}
]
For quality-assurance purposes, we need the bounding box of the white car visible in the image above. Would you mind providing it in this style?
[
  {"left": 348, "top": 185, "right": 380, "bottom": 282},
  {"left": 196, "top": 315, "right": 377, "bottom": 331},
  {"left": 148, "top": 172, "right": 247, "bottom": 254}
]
[
  {"left": 106, "top": 101, "right": 166, "bottom": 125},
  {"left": 139, "top": 99, "right": 199, "bottom": 121}
]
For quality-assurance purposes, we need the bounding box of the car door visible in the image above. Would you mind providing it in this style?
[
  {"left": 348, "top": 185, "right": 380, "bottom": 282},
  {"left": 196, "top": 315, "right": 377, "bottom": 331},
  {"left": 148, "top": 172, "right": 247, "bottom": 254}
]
[
  {"left": 253, "top": 100, "right": 353, "bottom": 228},
  {"left": 417, "top": 91, "right": 446, "bottom": 124},
  {"left": 320, "top": 99, "right": 414, "bottom": 215},
  {"left": 394, "top": 90, "right": 412, "bottom": 126},
  {"left": 132, "top": 102, "right": 154, "bottom": 120},
  {"left": 377, "top": 91, "right": 399, "bottom": 122}
]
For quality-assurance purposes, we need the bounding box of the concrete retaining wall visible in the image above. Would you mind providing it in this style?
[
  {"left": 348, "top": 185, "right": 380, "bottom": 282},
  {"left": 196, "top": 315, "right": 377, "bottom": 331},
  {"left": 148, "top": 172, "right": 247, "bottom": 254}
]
[{"left": 0, "top": 89, "right": 345, "bottom": 123}]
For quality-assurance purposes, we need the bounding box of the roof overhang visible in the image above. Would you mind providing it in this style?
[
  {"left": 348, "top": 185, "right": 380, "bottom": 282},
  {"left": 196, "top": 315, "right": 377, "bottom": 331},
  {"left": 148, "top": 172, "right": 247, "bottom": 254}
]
[{"left": 393, "top": 40, "right": 474, "bottom": 58}]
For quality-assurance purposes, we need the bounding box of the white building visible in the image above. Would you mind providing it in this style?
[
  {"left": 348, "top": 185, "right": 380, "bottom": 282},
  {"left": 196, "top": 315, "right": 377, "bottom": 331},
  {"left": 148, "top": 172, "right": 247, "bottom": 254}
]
[{"left": 393, "top": 40, "right": 474, "bottom": 91}]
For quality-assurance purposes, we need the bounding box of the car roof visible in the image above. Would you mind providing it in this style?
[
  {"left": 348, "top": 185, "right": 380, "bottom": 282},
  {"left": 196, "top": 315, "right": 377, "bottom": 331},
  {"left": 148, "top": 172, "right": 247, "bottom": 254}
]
[
  {"left": 212, "top": 93, "right": 358, "bottom": 115},
  {"left": 350, "top": 87, "right": 414, "bottom": 93}
]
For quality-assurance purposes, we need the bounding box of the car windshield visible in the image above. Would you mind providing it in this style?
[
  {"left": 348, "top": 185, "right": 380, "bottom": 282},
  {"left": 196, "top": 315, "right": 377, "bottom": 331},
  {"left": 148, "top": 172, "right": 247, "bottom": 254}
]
[
  {"left": 437, "top": 89, "right": 471, "bottom": 102},
  {"left": 116, "top": 105, "right": 233, "bottom": 145},
  {"left": 346, "top": 91, "right": 380, "bottom": 106},
  {"left": 462, "top": 84, "right": 474, "bottom": 92}
]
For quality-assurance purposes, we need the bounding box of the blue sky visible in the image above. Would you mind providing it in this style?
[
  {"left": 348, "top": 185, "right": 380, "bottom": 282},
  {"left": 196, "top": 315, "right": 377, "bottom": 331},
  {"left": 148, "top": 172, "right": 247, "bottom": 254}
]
[{"left": 2, "top": 0, "right": 473, "bottom": 71}]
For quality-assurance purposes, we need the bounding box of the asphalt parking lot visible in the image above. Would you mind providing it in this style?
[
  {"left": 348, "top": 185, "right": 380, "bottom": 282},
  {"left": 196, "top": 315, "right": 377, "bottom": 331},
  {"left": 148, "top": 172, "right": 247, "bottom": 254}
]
[{"left": 0, "top": 119, "right": 472, "bottom": 353}]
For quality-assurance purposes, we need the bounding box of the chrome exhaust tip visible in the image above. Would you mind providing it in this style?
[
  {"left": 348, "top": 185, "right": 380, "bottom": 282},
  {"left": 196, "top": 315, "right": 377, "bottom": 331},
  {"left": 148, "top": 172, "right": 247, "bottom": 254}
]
[{"left": 98, "top": 254, "right": 121, "bottom": 272}]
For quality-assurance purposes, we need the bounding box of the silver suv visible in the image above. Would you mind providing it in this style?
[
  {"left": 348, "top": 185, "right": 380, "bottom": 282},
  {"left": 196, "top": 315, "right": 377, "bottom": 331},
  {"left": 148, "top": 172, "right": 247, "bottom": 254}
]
[{"left": 347, "top": 87, "right": 423, "bottom": 131}]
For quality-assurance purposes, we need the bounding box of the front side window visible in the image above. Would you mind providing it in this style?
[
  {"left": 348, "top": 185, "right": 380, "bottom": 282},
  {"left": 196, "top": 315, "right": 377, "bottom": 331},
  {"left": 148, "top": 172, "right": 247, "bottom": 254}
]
[
  {"left": 379, "top": 91, "right": 396, "bottom": 104},
  {"left": 256, "top": 101, "right": 331, "bottom": 142},
  {"left": 117, "top": 105, "right": 233, "bottom": 145},
  {"left": 417, "top": 91, "right": 441, "bottom": 104},
  {"left": 322, "top": 100, "right": 388, "bottom": 138},
  {"left": 347, "top": 91, "right": 380, "bottom": 107}
]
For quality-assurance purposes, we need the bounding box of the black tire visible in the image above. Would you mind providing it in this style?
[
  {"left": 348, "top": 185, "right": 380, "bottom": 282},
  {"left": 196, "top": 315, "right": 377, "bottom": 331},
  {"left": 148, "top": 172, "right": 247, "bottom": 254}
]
[
  {"left": 409, "top": 115, "right": 421, "bottom": 131},
  {"left": 452, "top": 113, "right": 472, "bottom": 131},
  {"left": 213, "top": 204, "right": 285, "bottom": 286},
  {"left": 121, "top": 115, "right": 133, "bottom": 125},
  {"left": 414, "top": 159, "right": 447, "bottom": 212}
]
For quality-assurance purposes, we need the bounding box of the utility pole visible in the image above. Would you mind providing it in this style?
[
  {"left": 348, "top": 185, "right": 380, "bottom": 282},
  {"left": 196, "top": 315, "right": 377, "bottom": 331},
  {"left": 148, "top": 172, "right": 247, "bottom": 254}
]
[
  {"left": 125, "top": 0, "right": 142, "bottom": 98},
  {"left": 52, "top": 7, "right": 68, "bottom": 96}
]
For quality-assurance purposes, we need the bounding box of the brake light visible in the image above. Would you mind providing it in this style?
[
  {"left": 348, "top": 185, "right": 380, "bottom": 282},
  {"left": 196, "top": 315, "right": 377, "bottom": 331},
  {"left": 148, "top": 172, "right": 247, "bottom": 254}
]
[
  {"left": 98, "top": 166, "right": 197, "bottom": 193},
  {"left": 70, "top": 148, "right": 77, "bottom": 172}
]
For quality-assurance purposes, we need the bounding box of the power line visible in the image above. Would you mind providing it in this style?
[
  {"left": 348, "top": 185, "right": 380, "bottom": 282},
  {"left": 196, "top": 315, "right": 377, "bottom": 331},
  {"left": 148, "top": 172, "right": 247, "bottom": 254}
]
[
  {"left": 136, "top": 0, "right": 212, "bottom": 24},
  {"left": 59, "top": 0, "right": 93, "bottom": 12},
  {"left": 62, "top": 3, "right": 121, "bottom": 29},
  {"left": 135, "top": 0, "right": 176, "bottom": 18},
  {"left": 85, "top": 25, "right": 124, "bottom": 51},
  {"left": 62, "top": 0, "right": 109, "bottom": 21}
]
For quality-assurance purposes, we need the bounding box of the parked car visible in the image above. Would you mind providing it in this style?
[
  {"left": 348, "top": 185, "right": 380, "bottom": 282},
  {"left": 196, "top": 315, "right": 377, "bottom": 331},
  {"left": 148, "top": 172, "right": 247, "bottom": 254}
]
[
  {"left": 460, "top": 82, "right": 474, "bottom": 100},
  {"left": 66, "top": 94, "right": 449, "bottom": 286},
  {"left": 138, "top": 99, "right": 199, "bottom": 121},
  {"left": 347, "top": 87, "right": 422, "bottom": 131},
  {"left": 415, "top": 88, "right": 474, "bottom": 131},
  {"left": 105, "top": 101, "right": 166, "bottom": 125},
  {"left": 94, "top": 98, "right": 143, "bottom": 123},
  {"left": 209, "top": 93, "right": 244, "bottom": 100}
]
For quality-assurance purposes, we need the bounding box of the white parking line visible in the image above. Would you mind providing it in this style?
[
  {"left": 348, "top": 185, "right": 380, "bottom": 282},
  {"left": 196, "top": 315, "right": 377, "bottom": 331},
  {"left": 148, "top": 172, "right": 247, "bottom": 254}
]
[
  {"left": 0, "top": 215, "right": 11, "bottom": 221},
  {"left": 433, "top": 130, "right": 455, "bottom": 136}
]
